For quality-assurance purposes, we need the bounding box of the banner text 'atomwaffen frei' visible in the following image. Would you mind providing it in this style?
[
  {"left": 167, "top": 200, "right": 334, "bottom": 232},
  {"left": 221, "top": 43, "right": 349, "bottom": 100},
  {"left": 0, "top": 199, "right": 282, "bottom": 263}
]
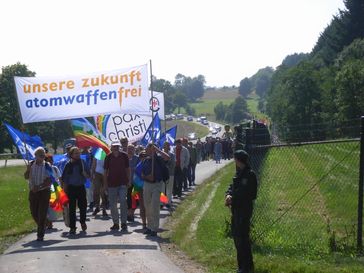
[{"left": 14, "top": 64, "right": 149, "bottom": 123}]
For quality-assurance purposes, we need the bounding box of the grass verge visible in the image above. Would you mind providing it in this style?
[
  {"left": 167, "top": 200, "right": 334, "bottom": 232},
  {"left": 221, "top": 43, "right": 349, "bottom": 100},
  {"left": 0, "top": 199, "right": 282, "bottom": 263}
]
[
  {"left": 162, "top": 159, "right": 364, "bottom": 273},
  {"left": 0, "top": 165, "right": 35, "bottom": 253}
]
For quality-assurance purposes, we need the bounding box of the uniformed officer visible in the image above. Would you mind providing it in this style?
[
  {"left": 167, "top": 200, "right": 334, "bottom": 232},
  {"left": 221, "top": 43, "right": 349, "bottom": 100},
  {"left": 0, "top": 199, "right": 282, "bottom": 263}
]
[{"left": 225, "top": 150, "right": 257, "bottom": 273}]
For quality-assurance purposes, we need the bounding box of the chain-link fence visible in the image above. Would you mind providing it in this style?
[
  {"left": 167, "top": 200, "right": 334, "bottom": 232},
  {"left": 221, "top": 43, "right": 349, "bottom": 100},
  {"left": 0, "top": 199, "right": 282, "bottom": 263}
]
[{"left": 250, "top": 139, "right": 361, "bottom": 256}]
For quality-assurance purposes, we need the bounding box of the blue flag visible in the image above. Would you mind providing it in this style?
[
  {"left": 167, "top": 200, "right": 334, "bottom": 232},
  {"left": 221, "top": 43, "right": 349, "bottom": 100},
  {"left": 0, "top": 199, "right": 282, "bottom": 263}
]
[
  {"left": 140, "top": 113, "right": 161, "bottom": 146},
  {"left": 4, "top": 123, "right": 44, "bottom": 161},
  {"left": 159, "top": 125, "right": 177, "bottom": 148}
]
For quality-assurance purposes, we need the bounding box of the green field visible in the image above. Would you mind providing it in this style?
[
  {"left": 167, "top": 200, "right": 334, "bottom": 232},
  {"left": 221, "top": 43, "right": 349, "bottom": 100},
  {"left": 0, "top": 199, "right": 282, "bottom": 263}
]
[
  {"left": 0, "top": 165, "right": 35, "bottom": 253},
  {"left": 183, "top": 88, "right": 269, "bottom": 122},
  {"left": 163, "top": 141, "right": 364, "bottom": 272},
  {"left": 187, "top": 88, "right": 239, "bottom": 121}
]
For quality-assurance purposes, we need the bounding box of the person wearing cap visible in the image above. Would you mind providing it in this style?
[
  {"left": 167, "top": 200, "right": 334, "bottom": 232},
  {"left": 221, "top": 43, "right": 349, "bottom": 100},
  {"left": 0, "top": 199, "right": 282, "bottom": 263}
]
[
  {"left": 120, "top": 137, "right": 128, "bottom": 152},
  {"left": 225, "top": 150, "right": 257, "bottom": 273},
  {"left": 104, "top": 141, "right": 130, "bottom": 231}
]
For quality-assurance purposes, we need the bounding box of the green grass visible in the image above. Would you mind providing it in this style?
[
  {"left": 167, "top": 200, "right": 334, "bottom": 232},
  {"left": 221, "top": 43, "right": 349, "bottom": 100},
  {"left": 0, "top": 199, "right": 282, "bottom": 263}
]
[
  {"left": 164, "top": 120, "right": 209, "bottom": 139},
  {"left": 180, "top": 88, "right": 239, "bottom": 121},
  {"left": 0, "top": 166, "right": 35, "bottom": 253},
  {"left": 182, "top": 88, "right": 269, "bottom": 122},
  {"left": 163, "top": 141, "right": 364, "bottom": 273}
]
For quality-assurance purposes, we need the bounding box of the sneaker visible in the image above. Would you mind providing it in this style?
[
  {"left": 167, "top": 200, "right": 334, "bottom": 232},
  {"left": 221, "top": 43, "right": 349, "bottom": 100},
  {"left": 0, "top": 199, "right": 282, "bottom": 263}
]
[
  {"left": 121, "top": 223, "right": 128, "bottom": 232},
  {"left": 143, "top": 228, "right": 151, "bottom": 235},
  {"left": 81, "top": 223, "right": 87, "bottom": 231},
  {"left": 102, "top": 209, "right": 108, "bottom": 217},
  {"left": 69, "top": 228, "right": 77, "bottom": 235},
  {"left": 110, "top": 223, "right": 120, "bottom": 231},
  {"left": 92, "top": 207, "right": 100, "bottom": 216}
]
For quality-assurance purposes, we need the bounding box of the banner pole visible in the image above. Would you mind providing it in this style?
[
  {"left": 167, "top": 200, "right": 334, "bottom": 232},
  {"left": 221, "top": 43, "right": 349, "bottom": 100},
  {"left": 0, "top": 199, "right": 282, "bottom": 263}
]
[{"left": 150, "top": 60, "right": 155, "bottom": 178}]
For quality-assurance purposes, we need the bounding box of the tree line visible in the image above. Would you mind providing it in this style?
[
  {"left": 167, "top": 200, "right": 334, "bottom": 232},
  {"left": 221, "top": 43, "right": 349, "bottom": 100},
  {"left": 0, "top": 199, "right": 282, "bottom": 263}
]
[
  {"left": 237, "top": 0, "right": 364, "bottom": 141},
  {"left": 153, "top": 73, "right": 206, "bottom": 115}
]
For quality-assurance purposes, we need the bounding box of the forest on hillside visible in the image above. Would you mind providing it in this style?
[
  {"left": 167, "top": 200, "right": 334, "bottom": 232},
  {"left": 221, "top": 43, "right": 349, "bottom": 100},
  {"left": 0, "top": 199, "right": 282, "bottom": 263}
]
[{"left": 240, "top": 0, "right": 364, "bottom": 142}]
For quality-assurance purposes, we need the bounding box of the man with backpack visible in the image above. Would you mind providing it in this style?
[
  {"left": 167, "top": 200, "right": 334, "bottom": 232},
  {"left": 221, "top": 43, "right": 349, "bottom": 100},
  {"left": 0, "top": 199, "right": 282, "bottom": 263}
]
[{"left": 140, "top": 143, "right": 170, "bottom": 237}]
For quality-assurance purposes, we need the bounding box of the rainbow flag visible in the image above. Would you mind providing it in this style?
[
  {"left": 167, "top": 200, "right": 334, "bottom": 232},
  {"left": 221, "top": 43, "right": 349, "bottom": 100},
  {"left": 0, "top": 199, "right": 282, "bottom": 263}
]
[
  {"left": 74, "top": 131, "right": 110, "bottom": 155},
  {"left": 71, "top": 118, "right": 110, "bottom": 155},
  {"left": 94, "top": 115, "right": 110, "bottom": 139},
  {"left": 49, "top": 181, "right": 69, "bottom": 212}
]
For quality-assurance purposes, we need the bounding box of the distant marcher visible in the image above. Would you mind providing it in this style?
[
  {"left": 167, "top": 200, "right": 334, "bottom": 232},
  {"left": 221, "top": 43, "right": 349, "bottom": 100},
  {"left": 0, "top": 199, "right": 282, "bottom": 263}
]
[
  {"left": 187, "top": 142, "right": 197, "bottom": 186},
  {"left": 163, "top": 142, "right": 176, "bottom": 208},
  {"left": 62, "top": 147, "right": 90, "bottom": 235},
  {"left": 214, "top": 138, "right": 222, "bottom": 164},
  {"left": 225, "top": 150, "right": 257, "bottom": 273},
  {"left": 141, "top": 143, "right": 170, "bottom": 236},
  {"left": 81, "top": 146, "right": 94, "bottom": 211},
  {"left": 24, "top": 147, "right": 52, "bottom": 241},
  {"left": 173, "top": 139, "right": 190, "bottom": 197},
  {"left": 127, "top": 144, "right": 139, "bottom": 222},
  {"left": 44, "top": 154, "right": 63, "bottom": 229},
  {"left": 91, "top": 157, "right": 108, "bottom": 217},
  {"left": 104, "top": 141, "right": 130, "bottom": 231},
  {"left": 182, "top": 138, "right": 190, "bottom": 190},
  {"left": 195, "top": 139, "right": 202, "bottom": 163},
  {"left": 135, "top": 151, "right": 148, "bottom": 229}
]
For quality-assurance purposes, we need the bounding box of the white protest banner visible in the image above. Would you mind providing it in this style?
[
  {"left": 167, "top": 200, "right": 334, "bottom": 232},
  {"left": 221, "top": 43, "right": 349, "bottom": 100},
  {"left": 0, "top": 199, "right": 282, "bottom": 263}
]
[
  {"left": 94, "top": 91, "right": 164, "bottom": 144},
  {"left": 14, "top": 64, "right": 149, "bottom": 123}
]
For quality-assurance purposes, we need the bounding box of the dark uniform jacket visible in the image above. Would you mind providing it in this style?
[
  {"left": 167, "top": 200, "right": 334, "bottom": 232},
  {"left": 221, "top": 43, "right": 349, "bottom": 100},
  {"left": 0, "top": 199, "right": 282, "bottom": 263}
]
[{"left": 226, "top": 166, "right": 258, "bottom": 236}]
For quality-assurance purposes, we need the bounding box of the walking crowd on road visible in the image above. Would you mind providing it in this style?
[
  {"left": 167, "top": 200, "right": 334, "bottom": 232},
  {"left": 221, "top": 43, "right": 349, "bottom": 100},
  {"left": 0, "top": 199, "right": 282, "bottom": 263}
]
[{"left": 23, "top": 126, "right": 235, "bottom": 242}]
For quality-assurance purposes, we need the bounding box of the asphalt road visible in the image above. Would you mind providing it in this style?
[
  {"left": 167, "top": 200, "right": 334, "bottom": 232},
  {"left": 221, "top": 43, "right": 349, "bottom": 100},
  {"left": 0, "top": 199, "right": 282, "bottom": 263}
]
[{"left": 0, "top": 158, "right": 232, "bottom": 273}]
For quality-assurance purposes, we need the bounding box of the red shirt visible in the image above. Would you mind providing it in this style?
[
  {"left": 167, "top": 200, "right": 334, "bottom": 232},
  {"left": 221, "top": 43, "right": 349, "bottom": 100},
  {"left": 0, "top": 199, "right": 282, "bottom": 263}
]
[{"left": 104, "top": 152, "right": 129, "bottom": 187}]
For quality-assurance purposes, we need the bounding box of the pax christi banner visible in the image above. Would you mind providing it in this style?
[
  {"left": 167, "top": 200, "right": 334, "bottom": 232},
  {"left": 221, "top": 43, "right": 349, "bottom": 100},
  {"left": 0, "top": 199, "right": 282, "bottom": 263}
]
[
  {"left": 94, "top": 91, "right": 165, "bottom": 144},
  {"left": 14, "top": 64, "right": 149, "bottom": 123}
]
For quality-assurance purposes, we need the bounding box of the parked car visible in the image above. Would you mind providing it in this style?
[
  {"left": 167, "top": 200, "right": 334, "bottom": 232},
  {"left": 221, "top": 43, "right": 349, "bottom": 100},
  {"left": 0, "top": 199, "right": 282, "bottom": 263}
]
[
  {"left": 187, "top": 116, "right": 193, "bottom": 121},
  {"left": 214, "top": 125, "right": 221, "bottom": 132},
  {"left": 202, "top": 119, "right": 209, "bottom": 125},
  {"left": 170, "top": 114, "right": 176, "bottom": 120},
  {"left": 200, "top": 116, "right": 207, "bottom": 123},
  {"left": 187, "top": 132, "right": 197, "bottom": 140},
  {"left": 165, "top": 114, "right": 173, "bottom": 121},
  {"left": 176, "top": 114, "right": 184, "bottom": 120},
  {"left": 211, "top": 129, "right": 218, "bottom": 135},
  {"left": 196, "top": 117, "right": 201, "bottom": 122}
]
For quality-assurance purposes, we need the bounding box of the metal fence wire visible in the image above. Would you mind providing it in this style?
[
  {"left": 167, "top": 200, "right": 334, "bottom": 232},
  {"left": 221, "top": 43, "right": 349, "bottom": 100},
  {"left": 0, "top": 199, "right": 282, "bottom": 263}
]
[{"left": 250, "top": 139, "right": 361, "bottom": 255}]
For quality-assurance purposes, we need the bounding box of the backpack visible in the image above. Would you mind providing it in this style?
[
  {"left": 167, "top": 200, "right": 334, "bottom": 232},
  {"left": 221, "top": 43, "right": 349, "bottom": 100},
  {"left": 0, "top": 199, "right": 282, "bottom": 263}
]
[{"left": 156, "top": 155, "right": 170, "bottom": 182}]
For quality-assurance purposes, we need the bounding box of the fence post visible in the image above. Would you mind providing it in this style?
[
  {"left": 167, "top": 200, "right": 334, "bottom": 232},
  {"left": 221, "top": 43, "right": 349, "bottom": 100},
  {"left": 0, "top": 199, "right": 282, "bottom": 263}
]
[{"left": 358, "top": 116, "right": 364, "bottom": 254}]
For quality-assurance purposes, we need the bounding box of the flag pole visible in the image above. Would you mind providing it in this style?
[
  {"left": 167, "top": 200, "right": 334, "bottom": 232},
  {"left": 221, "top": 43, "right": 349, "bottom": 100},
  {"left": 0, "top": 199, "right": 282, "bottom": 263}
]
[
  {"left": 13, "top": 77, "right": 29, "bottom": 166},
  {"left": 150, "top": 60, "right": 155, "bottom": 178}
]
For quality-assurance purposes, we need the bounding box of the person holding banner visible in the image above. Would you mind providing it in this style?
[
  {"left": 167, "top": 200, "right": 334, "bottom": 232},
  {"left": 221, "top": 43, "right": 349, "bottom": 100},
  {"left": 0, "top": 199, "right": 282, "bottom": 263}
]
[
  {"left": 140, "top": 143, "right": 170, "bottom": 237},
  {"left": 104, "top": 141, "right": 130, "bottom": 232},
  {"left": 24, "top": 147, "right": 51, "bottom": 241},
  {"left": 61, "top": 147, "right": 90, "bottom": 235}
]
